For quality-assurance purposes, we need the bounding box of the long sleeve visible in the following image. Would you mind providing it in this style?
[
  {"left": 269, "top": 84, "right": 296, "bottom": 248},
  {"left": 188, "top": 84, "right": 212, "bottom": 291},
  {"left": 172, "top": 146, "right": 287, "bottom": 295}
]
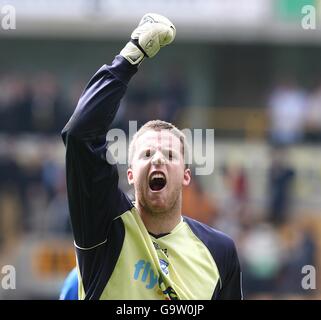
[
  {"left": 61, "top": 55, "right": 137, "bottom": 248},
  {"left": 216, "top": 242, "right": 243, "bottom": 300}
]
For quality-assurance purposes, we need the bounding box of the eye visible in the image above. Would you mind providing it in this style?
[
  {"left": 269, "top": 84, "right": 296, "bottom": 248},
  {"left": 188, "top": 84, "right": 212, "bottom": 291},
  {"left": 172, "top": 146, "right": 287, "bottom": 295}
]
[
  {"left": 166, "top": 150, "right": 178, "bottom": 161},
  {"left": 145, "top": 149, "right": 151, "bottom": 158}
]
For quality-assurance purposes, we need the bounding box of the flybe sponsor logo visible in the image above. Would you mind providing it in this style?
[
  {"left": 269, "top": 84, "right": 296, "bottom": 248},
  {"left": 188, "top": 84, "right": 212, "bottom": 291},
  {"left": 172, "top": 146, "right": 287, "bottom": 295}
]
[
  {"left": 134, "top": 259, "right": 178, "bottom": 300},
  {"left": 134, "top": 260, "right": 158, "bottom": 289}
]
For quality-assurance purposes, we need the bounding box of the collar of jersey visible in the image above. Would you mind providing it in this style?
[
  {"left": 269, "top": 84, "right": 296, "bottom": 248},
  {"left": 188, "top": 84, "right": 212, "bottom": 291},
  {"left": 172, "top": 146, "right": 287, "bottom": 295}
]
[{"left": 148, "top": 216, "right": 185, "bottom": 240}]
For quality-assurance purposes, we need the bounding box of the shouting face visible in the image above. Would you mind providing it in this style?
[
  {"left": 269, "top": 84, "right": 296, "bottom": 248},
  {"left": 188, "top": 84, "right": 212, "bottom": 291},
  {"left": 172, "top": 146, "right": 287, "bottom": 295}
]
[{"left": 127, "top": 130, "right": 191, "bottom": 215}]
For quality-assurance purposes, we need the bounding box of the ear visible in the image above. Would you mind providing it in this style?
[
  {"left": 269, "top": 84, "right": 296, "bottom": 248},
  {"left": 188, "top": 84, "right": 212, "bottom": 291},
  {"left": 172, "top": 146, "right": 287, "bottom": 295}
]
[
  {"left": 127, "top": 167, "right": 134, "bottom": 185},
  {"left": 182, "top": 168, "right": 191, "bottom": 187}
]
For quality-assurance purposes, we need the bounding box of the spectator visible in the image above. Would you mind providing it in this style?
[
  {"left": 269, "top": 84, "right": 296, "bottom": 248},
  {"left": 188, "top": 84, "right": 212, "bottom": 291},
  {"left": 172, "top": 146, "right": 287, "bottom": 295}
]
[
  {"left": 305, "top": 82, "right": 321, "bottom": 142},
  {"left": 267, "top": 147, "right": 295, "bottom": 225},
  {"left": 241, "top": 223, "right": 283, "bottom": 298},
  {"left": 277, "top": 221, "right": 317, "bottom": 296},
  {"left": 268, "top": 77, "right": 307, "bottom": 145},
  {"left": 182, "top": 176, "right": 218, "bottom": 226},
  {"left": 160, "top": 66, "right": 187, "bottom": 123}
]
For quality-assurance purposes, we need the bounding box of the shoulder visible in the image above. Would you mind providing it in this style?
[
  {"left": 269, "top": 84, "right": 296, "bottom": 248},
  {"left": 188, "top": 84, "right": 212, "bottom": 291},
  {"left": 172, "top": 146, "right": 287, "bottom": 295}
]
[
  {"left": 183, "top": 216, "right": 236, "bottom": 253},
  {"left": 183, "top": 216, "right": 242, "bottom": 299},
  {"left": 183, "top": 216, "right": 238, "bottom": 276}
]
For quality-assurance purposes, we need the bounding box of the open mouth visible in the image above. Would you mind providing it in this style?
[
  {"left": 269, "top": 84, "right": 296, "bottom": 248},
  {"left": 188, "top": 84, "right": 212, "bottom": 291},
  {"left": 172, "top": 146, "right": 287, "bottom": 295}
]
[{"left": 149, "top": 172, "right": 167, "bottom": 191}]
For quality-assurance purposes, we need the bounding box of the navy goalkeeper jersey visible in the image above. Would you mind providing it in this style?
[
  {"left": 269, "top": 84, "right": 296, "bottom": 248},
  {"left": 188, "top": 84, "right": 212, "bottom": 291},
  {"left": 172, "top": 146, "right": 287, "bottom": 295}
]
[{"left": 61, "top": 55, "right": 242, "bottom": 300}]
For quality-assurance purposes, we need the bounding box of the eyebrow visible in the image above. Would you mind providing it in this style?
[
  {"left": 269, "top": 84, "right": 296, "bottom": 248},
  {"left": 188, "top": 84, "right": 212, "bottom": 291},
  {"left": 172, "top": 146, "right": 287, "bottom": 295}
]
[{"left": 138, "top": 146, "right": 179, "bottom": 152}]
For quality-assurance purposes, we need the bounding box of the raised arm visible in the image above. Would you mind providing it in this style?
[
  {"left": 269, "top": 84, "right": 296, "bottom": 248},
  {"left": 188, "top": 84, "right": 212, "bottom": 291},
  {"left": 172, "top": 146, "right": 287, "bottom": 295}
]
[
  {"left": 61, "top": 56, "right": 137, "bottom": 248},
  {"left": 61, "top": 13, "right": 176, "bottom": 249}
]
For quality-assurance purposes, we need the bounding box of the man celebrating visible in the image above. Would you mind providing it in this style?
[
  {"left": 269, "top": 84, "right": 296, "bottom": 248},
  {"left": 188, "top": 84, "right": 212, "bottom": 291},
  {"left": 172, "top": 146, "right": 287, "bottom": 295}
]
[{"left": 62, "top": 13, "right": 242, "bottom": 300}]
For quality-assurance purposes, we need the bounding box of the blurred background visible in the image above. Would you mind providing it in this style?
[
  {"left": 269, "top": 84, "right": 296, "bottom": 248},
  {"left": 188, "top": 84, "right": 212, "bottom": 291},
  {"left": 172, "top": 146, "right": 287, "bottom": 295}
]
[{"left": 0, "top": 0, "right": 321, "bottom": 299}]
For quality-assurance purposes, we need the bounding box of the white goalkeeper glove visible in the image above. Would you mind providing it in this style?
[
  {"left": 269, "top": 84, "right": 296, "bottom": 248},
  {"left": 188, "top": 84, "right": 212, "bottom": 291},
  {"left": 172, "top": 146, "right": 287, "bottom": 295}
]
[{"left": 120, "top": 13, "right": 176, "bottom": 65}]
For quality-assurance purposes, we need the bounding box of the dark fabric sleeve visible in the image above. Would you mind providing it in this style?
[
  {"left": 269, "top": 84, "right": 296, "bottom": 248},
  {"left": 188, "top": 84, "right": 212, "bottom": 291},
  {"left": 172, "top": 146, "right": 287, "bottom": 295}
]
[
  {"left": 216, "top": 241, "right": 243, "bottom": 300},
  {"left": 61, "top": 55, "right": 137, "bottom": 248}
]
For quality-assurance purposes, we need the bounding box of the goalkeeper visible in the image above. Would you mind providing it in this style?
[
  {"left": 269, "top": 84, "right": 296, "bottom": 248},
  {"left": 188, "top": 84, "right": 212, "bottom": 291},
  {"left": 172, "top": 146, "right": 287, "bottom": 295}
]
[{"left": 62, "top": 13, "right": 242, "bottom": 300}]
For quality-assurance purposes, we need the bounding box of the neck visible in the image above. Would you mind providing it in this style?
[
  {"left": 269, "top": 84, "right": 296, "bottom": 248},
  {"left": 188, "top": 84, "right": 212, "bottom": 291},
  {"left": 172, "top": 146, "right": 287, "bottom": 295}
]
[{"left": 136, "top": 196, "right": 182, "bottom": 235}]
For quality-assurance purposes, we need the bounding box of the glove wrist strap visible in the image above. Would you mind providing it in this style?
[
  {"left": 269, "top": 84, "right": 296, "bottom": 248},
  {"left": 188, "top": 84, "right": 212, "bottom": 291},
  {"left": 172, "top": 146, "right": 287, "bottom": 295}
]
[
  {"left": 120, "top": 42, "right": 145, "bottom": 65},
  {"left": 130, "top": 39, "right": 148, "bottom": 57}
]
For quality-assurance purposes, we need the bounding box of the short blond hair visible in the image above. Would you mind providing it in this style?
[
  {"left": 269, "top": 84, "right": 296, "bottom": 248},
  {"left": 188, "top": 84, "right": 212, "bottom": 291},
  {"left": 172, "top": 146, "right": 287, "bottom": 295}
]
[{"left": 128, "top": 120, "right": 189, "bottom": 167}]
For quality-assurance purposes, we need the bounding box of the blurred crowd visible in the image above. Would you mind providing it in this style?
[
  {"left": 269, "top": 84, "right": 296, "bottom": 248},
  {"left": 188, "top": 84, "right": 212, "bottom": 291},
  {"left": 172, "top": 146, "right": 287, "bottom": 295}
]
[
  {"left": 0, "top": 68, "right": 187, "bottom": 135},
  {"left": 268, "top": 77, "right": 321, "bottom": 145},
  {"left": 0, "top": 72, "right": 71, "bottom": 135},
  {"left": 0, "top": 69, "right": 320, "bottom": 299}
]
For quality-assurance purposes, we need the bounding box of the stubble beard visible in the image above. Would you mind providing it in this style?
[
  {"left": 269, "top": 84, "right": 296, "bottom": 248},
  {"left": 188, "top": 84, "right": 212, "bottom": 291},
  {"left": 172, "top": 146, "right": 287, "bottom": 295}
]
[{"left": 136, "top": 185, "right": 182, "bottom": 218}]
